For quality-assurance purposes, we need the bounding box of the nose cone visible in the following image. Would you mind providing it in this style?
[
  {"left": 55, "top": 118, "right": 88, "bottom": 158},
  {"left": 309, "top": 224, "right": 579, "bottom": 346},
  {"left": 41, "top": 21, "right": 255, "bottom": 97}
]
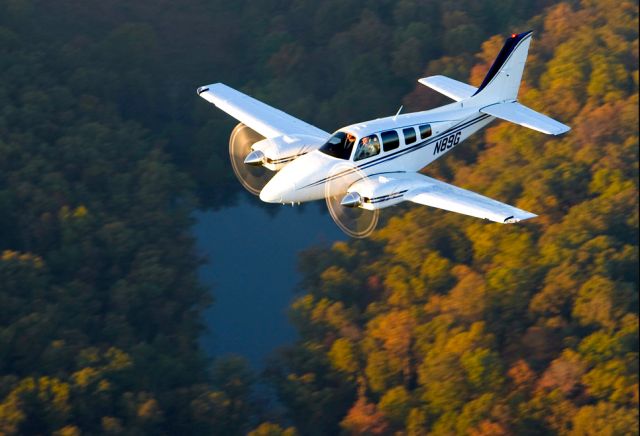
[
  {"left": 259, "top": 150, "right": 341, "bottom": 204},
  {"left": 260, "top": 176, "right": 295, "bottom": 203}
]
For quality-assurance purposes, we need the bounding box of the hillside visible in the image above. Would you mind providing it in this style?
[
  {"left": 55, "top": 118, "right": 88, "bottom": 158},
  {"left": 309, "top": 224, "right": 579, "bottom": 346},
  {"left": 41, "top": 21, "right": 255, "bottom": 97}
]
[
  {"left": 260, "top": 1, "right": 639, "bottom": 434},
  {"left": 0, "top": 0, "right": 637, "bottom": 434}
]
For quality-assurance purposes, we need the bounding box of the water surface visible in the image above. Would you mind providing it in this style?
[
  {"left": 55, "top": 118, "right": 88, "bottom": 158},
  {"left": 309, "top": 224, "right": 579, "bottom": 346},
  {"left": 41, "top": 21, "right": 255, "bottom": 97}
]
[{"left": 194, "top": 196, "right": 344, "bottom": 367}]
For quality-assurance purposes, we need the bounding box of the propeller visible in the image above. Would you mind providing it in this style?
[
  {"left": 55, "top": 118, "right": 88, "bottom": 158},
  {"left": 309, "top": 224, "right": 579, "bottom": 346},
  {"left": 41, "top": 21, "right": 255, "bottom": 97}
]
[
  {"left": 324, "top": 163, "right": 379, "bottom": 238},
  {"left": 228, "top": 123, "right": 274, "bottom": 195}
]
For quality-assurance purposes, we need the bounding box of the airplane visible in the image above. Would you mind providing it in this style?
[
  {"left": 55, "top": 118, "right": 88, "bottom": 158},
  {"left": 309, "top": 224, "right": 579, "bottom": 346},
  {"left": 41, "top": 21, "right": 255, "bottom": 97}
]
[{"left": 197, "top": 31, "right": 570, "bottom": 237}]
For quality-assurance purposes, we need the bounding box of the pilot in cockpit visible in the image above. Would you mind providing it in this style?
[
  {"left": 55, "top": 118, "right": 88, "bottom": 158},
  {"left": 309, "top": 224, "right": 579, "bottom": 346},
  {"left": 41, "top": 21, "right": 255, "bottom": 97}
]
[
  {"left": 353, "top": 134, "right": 381, "bottom": 161},
  {"left": 361, "top": 135, "right": 370, "bottom": 148},
  {"left": 362, "top": 136, "right": 376, "bottom": 155}
]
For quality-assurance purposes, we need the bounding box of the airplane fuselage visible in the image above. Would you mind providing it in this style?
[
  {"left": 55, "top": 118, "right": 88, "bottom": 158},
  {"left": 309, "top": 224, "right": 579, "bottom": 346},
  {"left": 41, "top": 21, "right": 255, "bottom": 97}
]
[{"left": 260, "top": 103, "right": 495, "bottom": 205}]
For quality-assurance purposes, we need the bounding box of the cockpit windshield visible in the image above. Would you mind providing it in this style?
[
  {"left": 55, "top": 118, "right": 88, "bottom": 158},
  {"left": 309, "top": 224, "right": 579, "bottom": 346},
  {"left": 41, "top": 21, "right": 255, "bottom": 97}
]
[{"left": 319, "top": 131, "right": 356, "bottom": 160}]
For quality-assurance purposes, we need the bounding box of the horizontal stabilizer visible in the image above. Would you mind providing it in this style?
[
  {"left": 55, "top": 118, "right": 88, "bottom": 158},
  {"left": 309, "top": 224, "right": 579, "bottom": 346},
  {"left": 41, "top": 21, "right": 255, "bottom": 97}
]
[
  {"left": 480, "top": 101, "right": 570, "bottom": 135},
  {"left": 418, "top": 75, "right": 477, "bottom": 101}
]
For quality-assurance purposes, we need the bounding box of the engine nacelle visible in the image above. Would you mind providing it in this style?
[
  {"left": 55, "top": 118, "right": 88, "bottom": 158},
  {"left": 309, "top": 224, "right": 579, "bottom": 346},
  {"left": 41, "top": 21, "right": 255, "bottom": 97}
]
[
  {"left": 252, "top": 134, "right": 326, "bottom": 170},
  {"left": 345, "top": 173, "right": 426, "bottom": 211}
]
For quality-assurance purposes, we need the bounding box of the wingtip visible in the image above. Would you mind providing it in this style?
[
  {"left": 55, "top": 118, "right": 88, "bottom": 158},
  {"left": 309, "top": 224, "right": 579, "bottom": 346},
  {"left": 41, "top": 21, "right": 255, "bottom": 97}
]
[
  {"left": 550, "top": 125, "right": 571, "bottom": 136},
  {"left": 197, "top": 82, "right": 228, "bottom": 95},
  {"left": 503, "top": 211, "right": 538, "bottom": 223}
]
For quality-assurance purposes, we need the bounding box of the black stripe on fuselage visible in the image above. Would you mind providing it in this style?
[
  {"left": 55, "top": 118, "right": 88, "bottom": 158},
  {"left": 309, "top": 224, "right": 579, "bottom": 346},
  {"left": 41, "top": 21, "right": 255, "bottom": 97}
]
[
  {"left": 299, "top": 114, "right": 491, "bottom": 190},
  {"left": 473, "top": 31, "right": 532, "bottom": 96}
]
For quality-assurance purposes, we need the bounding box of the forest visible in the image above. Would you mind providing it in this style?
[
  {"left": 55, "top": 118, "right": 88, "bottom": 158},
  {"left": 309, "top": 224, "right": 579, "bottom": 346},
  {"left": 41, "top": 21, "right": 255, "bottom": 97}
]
[{"left": 0, "top": 0, "right": 637, "bottom": 434}]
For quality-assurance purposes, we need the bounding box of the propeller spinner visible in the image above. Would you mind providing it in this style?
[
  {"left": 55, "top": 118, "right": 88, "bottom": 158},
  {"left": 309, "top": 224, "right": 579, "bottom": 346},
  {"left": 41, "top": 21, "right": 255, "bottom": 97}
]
[{"left": 228, "top": 123, "right": 273, "bottom": 195}]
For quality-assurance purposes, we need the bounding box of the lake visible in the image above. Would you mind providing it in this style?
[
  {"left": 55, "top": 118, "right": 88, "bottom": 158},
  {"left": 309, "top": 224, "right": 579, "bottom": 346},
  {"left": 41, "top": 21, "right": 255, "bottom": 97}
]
[{"left": 193, "top": 196, "right": 344, "bottom": 367}]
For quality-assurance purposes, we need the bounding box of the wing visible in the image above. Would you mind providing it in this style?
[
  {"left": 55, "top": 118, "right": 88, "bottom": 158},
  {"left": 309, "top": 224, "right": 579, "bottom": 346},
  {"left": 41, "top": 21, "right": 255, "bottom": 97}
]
[
  {"left": 404, "top": 174, "right": 536, "bottom": 223},
  {"left": 197, "top": 83, "right": 329, "bottom": 139},
  {"left": 352, "top": 172, "right": 536, "bottom": 223},
  {"left": 418, "top": 75, "right": 478, "bottom": 101},
  {"left": 480, "top": 101, "right": 570, "bottom": 135}
]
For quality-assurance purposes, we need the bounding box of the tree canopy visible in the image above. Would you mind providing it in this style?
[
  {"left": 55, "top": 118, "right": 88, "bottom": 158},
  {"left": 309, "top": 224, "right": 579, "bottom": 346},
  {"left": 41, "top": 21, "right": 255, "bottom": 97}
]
[
  {"left": 0, "top": 0, "right": 637, "bottom": 434},
  {"left": 263, "top": 0, "right": 639, "bottom": 434}
]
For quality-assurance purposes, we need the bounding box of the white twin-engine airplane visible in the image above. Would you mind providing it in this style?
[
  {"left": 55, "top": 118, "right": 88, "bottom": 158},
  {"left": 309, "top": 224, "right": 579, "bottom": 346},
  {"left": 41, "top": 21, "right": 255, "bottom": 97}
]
[{"left": 198, "top": 31, "right": 570, "bottom": 237}]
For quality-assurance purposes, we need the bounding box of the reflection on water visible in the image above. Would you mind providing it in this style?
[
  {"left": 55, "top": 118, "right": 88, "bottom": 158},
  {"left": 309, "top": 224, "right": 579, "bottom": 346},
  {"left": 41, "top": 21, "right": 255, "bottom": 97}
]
[{"left": 193, "top": 196, "right": 344, "bottom": 367}]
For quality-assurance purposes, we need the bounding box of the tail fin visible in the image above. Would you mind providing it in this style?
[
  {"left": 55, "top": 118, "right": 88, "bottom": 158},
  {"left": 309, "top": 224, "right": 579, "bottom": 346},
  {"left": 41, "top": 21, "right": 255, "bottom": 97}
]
[
  {"left": 471, "top": 30, "right": 570, "bottom": 135},
  {"left": 472, "top": 31, "right": 533, "bottom": 104},
  {"left": 420, "top": 31, "right": 570, "bottom": 135}
]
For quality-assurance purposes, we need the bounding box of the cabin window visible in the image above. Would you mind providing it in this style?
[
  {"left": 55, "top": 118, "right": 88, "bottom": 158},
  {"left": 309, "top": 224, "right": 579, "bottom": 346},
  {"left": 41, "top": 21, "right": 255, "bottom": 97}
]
[
  {"left": 354, "top": 134, "right": 381, "bottom": 161},
  {"left": 381, "top": 130, "right": 400, "bottom": 152},
  {"left": 419, "top": 124, "right": 432, "bottom": 139},
  {"left": 319, "top": 131, "right": 356, "bottom": 160},
  {"left": 403, "top": 127, "right": 416, "bottom": 145}
]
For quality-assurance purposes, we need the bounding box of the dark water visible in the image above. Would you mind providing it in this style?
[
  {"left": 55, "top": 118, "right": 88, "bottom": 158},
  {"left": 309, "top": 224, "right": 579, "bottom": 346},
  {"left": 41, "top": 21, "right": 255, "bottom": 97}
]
[{"left": 194, "top": 196, "right": 344, "bottom": 367}]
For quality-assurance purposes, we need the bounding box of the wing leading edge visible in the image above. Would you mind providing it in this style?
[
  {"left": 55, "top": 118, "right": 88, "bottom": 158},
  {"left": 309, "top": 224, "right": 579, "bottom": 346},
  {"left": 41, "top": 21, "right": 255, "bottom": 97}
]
[
  {"left": 357, "top": 172, "right": 535, "bottom": 223},
  {"left": 197, "top": 83, "right": 329, "bottom": 139},
  {"left": 404, "top": 174, "right": 536, "bottom": 223}
]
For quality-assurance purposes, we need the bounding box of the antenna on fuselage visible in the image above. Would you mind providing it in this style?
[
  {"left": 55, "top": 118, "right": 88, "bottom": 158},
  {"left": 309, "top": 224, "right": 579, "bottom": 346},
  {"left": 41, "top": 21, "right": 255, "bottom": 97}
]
[{"left": 393, "top": 105, "right": 403, "bottom": 121}]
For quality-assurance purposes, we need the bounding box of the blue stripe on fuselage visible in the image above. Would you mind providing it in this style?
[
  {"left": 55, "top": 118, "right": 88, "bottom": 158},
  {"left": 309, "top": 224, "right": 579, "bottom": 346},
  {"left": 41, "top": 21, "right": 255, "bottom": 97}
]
[{"left": 299, "top": 114, "right": 490, "bottom": 189}]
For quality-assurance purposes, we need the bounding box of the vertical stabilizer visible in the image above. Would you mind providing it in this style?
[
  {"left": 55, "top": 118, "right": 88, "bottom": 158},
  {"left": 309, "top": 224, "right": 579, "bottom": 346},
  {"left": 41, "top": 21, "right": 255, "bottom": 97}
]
[{"left": 471, "top": 31, "right": 533, "bottom": 105}]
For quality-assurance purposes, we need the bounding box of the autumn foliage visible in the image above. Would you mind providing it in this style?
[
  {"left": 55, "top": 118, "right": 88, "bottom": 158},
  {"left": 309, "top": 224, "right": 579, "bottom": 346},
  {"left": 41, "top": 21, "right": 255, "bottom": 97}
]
[
  {"left": 266, "top": 1, "right": 639, "bottom": 434},
  {"left": 0, "top": 0, "right": 637, "bottom": 434}
]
